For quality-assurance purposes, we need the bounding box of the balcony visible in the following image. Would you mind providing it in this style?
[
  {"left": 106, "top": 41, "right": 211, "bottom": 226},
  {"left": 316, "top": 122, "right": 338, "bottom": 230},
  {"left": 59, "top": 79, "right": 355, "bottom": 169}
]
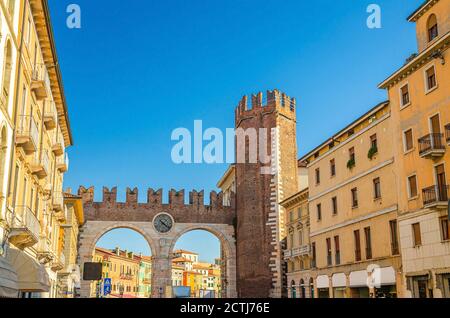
[
  {"left": 15, "top": 115, "right": 39, "bottom": 154},
  {"left": 422, "top": 185, "right": 449, "bottom": 208},
  {"left": 8, "top": 206, "right": 40, "bottom": 249},
  {"left": 292, "top": 245, "right": 311, "bottom": 257},
  {"left": 120, "top": 274, "right": 134, "bottom": 281},
  {"left": 51, "top": 252, "right": 65, "bottom": 271},
  {"left": 52, "top": 131, "right": 65, "bottom": 156},
  {"left": 283, "top": 250, "right": 292, "bottom": 260},
  {"left": 31, "top": 63, "right": 50, "bottom": 100},
  {"left": 52, "top": 193, "right": 66, "bottom": 222},
  {"left": 44, "top": 100, "right": 57, "bottom": 130},
  {"left": 31, "top": 151, "right": 50, "bottom": 179},
  {"left": 57, "top": 153, "right": 69, "bottom": 173},
  {"left": 446, "top": 124, "right": 450, "bottom": 145},
  {"left": 418, "top": 133, "right": 445, "bottom": 158},
  {"left": 36, "top": 237, "right": 55, "bottom": 265}
]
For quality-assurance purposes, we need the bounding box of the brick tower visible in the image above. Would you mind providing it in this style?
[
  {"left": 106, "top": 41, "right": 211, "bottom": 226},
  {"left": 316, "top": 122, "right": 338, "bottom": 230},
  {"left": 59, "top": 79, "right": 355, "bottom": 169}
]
[{"left": 235, "top": 89, "right": 298, "bottom": 298}]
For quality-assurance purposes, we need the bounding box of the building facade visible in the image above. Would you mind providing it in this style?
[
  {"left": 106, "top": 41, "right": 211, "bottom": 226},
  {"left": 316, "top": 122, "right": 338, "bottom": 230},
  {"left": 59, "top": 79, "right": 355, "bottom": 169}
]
[
  {"left": 281, "top": 188, "right": 314, "bottom": 298},
  {"left": 379, "top": 0, "right": 450, "bottom": 298},
  {"left": 56, "top": 193, "right": 84, "bottom": 298},
  {"left": 0, "top": 0, "right": 72, "bottom": 298},
  {"left": 300, "top": 102, "right": 402, "bottom": 298}
]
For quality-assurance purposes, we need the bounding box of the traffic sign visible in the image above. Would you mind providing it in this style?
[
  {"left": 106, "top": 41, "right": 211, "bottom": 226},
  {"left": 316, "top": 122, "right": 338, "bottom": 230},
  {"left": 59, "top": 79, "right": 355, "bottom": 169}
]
[{"left": 103, "top": 278, "right": 112, "bottom": 296}]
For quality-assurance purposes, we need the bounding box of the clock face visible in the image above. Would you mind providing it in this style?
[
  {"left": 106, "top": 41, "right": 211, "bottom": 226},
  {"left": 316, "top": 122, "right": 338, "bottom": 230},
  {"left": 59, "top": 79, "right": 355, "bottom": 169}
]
[{"left": 153, "top": 213, "right": 173, "bottom": 233}]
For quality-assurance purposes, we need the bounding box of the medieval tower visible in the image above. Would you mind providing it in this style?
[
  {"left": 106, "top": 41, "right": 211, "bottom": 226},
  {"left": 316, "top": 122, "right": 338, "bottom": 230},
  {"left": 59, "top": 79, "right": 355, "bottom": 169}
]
[{"left": 235, "top": 89, "right": 299, "bottom": 298}]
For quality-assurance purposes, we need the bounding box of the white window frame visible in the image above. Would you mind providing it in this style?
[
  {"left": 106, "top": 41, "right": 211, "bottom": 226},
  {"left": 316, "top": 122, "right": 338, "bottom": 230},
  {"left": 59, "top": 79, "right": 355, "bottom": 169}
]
[
  {"left": 423, "top": 63, "right": 438, "bottom": 94},
  {"left": 399, "top": 82, "right": 411, "bottom": 109},
  {"left": 402, "top": 127, "right": 415, "bottom": 154}
]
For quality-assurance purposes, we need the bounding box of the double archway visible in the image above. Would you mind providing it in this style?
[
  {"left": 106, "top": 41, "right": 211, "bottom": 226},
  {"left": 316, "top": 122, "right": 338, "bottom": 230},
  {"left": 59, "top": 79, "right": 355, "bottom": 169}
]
[{"left": 78, "top": 220, "right": 237, "bottom": 298}]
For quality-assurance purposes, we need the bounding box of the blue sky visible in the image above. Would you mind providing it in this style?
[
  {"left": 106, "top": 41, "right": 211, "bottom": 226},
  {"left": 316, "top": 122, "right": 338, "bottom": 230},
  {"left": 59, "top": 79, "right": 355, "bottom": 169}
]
[{"left": 48, "top": 0, "right": 424, "bottom": 262}]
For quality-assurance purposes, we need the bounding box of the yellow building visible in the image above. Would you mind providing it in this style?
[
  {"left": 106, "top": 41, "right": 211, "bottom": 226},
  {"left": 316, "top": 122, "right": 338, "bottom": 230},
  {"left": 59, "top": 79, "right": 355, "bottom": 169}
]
[
  {"left": 93, "top": 247, "right": 148, "bottom": 298},
  {"left": 0, "top": 0, "right": 72, "bottom": 298},
  {"left": 281, "top": 187, "right": 314, "bottom": 298},
  {"left": 379, "top": 0, "right": 450, "bottom": 298},
  {"left": 300, "top": 102, "right": 402, "bottom": 298},
  {"left": 56, "top": 193, "right": 84, "bottom": 298}
]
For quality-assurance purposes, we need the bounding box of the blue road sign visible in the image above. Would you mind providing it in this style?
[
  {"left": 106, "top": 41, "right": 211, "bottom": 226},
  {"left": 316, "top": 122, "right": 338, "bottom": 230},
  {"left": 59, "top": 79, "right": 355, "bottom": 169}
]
[{"left": 103, "top": 278, "right": 112, "bottom": 296}]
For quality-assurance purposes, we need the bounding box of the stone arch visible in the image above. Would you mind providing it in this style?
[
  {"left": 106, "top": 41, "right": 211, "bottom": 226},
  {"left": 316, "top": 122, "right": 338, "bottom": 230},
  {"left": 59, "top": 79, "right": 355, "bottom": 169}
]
[
  {"left": 78, "top": 221, "right": 159, "bottom": 298},
  {"left": 167, "top": 223, "right": 237, "bottom": 298}
]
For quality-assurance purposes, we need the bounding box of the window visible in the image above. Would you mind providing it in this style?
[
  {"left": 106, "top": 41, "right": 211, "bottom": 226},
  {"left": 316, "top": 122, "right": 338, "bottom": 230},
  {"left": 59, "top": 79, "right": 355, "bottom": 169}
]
[
  {"left": 408, "top": 175, "right": 418, "bottom": 198},
  {"left": 349, "top": 147, "right": 355, "bottom": 162},
  {"left": 390, "top": 220, "right": 400, "bottom": 255},
  {"left": 334, "top": 236, "right": 341, "bottom": 265},
  {"left": 315, "top": 168, "right": 320, "bottom": 185},
  {"left": 373, "top": 178, "right": 381, "bottom": 199},
  {"left": 311, "top": 243, "right": 316, "bottom": 268},
  {"left": 317, "top": 203, "right": 322, "bottom": 221},
  {"left": 400, "top": 84, "right": 410, "bottom": 107},
  {"left": 330, "top": 159, "right": 336, "bottom": 177},
  {"left": 404, "top": 129, "right": 414, "bottom": 152},
  {"left": 440, "top": 217, "right": 450, "bottom": 241},
  {"left": 370, "top": 134, "right": 378, "bottom": 150},
  {"left": 25, "top": 16, "right": 32, "bottom": 46},
  {"left": 332, "top": 197, "right": 338, "bottom": 215},
  {"left": 425, "top": 66, "right": 437, "bottom": 91},
  {"left": 354, "top": 230, "right": 361, "bottom": 261},
  {"left": 412, "top": 223, "right": 422, "bottom": 247},
  {"left": 427, "top": 14, "right": 438, "bottom": 42},
  {"left": 364, "top": 227, "right": 372, "bottom": 260},
  {"left": 326, "top": 238, "right": 332, "bottom": 266},
  {"left": 351, "top": 188, "right": 358, "bottom": 208}
]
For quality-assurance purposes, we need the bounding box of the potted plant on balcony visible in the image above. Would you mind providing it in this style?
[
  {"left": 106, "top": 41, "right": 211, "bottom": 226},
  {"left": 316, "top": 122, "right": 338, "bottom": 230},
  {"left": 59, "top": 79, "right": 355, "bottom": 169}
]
[
  {"left": 347, "top": 158, "right": 356, "bottom": 170},
  {"left": 367, "top": 145, "right": 378, "bottom": 160}
]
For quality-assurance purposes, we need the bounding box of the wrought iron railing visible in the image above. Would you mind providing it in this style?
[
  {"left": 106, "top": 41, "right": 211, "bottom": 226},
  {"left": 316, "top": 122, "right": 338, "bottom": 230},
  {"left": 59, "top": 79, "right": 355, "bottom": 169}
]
[
  {"left": 418, "top": 133, "right": 445, "bottom": 155},
  {"left": 17, "top": 115, "right": 39, "bottom": 147},
  {"left": 445, "top": 124, "right": 450, "bottom": 143},
  {"left": 422, "top": 185, "right": 449, "bottom": 206}
]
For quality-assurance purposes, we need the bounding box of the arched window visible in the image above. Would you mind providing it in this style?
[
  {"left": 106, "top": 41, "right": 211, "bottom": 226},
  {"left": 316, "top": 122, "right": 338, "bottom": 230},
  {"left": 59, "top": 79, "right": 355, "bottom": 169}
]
[
  {"left": 1, "top": 40, "right": 13, "bottom": 107},
  {"left": 427, "top": 14, "right": 438, "bottom": 42},
  {"left": 299, "top": 279, "right": 306, "bottom": 298},
  {"left": 291, "top": 280, "right": 297, "bottom": 298}
]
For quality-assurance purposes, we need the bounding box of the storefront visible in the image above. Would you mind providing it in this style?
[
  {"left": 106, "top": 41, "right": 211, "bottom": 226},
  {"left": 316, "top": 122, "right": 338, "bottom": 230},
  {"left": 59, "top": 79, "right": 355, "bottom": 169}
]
[
  {"left": 0, "top": 254, "right": 18, "bottom": 298},
  {"left": 316, "top": 275, "right": 330, "bottom": 298},
  {"left": 437, "top": 272, "right": 450, "bottom": 298},
  {"left": 349, "top": 270, "right": 369, "bottom": 298},
  {"left": 372, "top": 267, "right": 397, "bottom": 298},
  {"left": 332, "top": 273, "right": 347, "bottom": 298},
  {"left": 6, "top": 248, "right": 50, "bottom": 298}
]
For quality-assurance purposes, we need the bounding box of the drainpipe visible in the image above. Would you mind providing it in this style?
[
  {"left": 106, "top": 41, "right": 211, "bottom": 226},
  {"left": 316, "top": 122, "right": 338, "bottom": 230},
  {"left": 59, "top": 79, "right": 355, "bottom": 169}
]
[{"left": 1, "top": 0, "right": 27, "bottom": 255}]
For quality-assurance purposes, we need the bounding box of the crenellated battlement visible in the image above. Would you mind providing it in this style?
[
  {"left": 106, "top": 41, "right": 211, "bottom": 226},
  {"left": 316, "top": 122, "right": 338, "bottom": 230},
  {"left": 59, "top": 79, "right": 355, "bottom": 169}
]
[
  {"left": 78, "top": 186, "right": 233, "bottom": 210},
  {"left": 235, "top": 89, "right": 296, "bottom": 121}
]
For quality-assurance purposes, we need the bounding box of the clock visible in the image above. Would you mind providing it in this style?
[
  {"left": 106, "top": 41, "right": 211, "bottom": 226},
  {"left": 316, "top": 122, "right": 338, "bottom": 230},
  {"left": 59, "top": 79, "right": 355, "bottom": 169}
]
[{"left": 153, "top": 213, "right": 174, "bottom": 233}]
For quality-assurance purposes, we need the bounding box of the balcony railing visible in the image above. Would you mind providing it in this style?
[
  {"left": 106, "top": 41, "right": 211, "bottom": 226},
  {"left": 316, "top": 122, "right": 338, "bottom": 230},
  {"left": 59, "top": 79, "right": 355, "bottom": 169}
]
[
  {"left": 9, "top": 206, "right": 40, "bottom": 249},
  {"left": 44, "top": 100, "right": 57, "bottom": 130},
  {"left": 422, "top": 185, "right": 449, "bottom": 207},
  {"left": 31, "top": 151, "right": 50, "bottom": 179},
  {"left": 37, "top": 237, "right": 55, "bottom": 265},
  {"left": 292, "top": 245, "right": 311, "bottom": 257},
  {"left": 16, "top": 115, "right": 39, "bottom": 154},
  {"left": 52, "top": 128, "right": 65, "bottom": 156},
  {"left": 31, "top": 63, "right": 50, "bottom": 100},
  {"left": 418, "top": 133, "right": 445, "bottom": 158},
  {"left": 57, "top": 153, "right": 69, "bottom": 173},
  {"left": 445, "top": 124, "right": 450, "bottom": 145}
]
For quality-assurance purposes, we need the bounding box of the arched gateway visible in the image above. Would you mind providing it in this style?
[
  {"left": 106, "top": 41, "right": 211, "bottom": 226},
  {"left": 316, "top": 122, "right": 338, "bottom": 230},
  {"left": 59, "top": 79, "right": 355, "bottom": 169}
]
[{"left": 77, "top": 186, "right": 237, "bottom": 298}]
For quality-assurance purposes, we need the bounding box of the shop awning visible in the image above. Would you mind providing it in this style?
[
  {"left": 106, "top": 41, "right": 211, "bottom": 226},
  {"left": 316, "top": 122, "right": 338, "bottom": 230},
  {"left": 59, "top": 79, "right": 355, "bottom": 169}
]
[
  {"left": 0, "top": 255, "right": 18, "bottom": 298},
  {"left": 332, "top": 273, "right": 347, "bottom": 288},
  {"left": 372, "top": 267, "right": 396, "bottom": 286},
  {"left": 7, "top": 248, "right": 50, "bottom": 292},
  {"left": 349, "top": 270, "right": 368, "bottom": 288},
  {"left": 316, "top": 275, "right": 330, "bottom": 289}
]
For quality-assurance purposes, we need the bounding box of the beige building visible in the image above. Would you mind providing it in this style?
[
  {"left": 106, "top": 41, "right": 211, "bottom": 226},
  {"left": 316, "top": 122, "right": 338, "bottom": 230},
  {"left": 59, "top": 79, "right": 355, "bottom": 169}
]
[
  {"left": 56, "top": 193, "right": 84, "bottom": 298},
  {"left": 281, "top": 187, "right": 314, "bottom": 298},
  {"left": 0, "top": 0, "right": 72, "bottom": 298},
  {"left": 379, "top": 0, "right": 450, "bottom": 298},
  {"left": 300, "top": 102, "right": 402, "bottom": 298}
]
